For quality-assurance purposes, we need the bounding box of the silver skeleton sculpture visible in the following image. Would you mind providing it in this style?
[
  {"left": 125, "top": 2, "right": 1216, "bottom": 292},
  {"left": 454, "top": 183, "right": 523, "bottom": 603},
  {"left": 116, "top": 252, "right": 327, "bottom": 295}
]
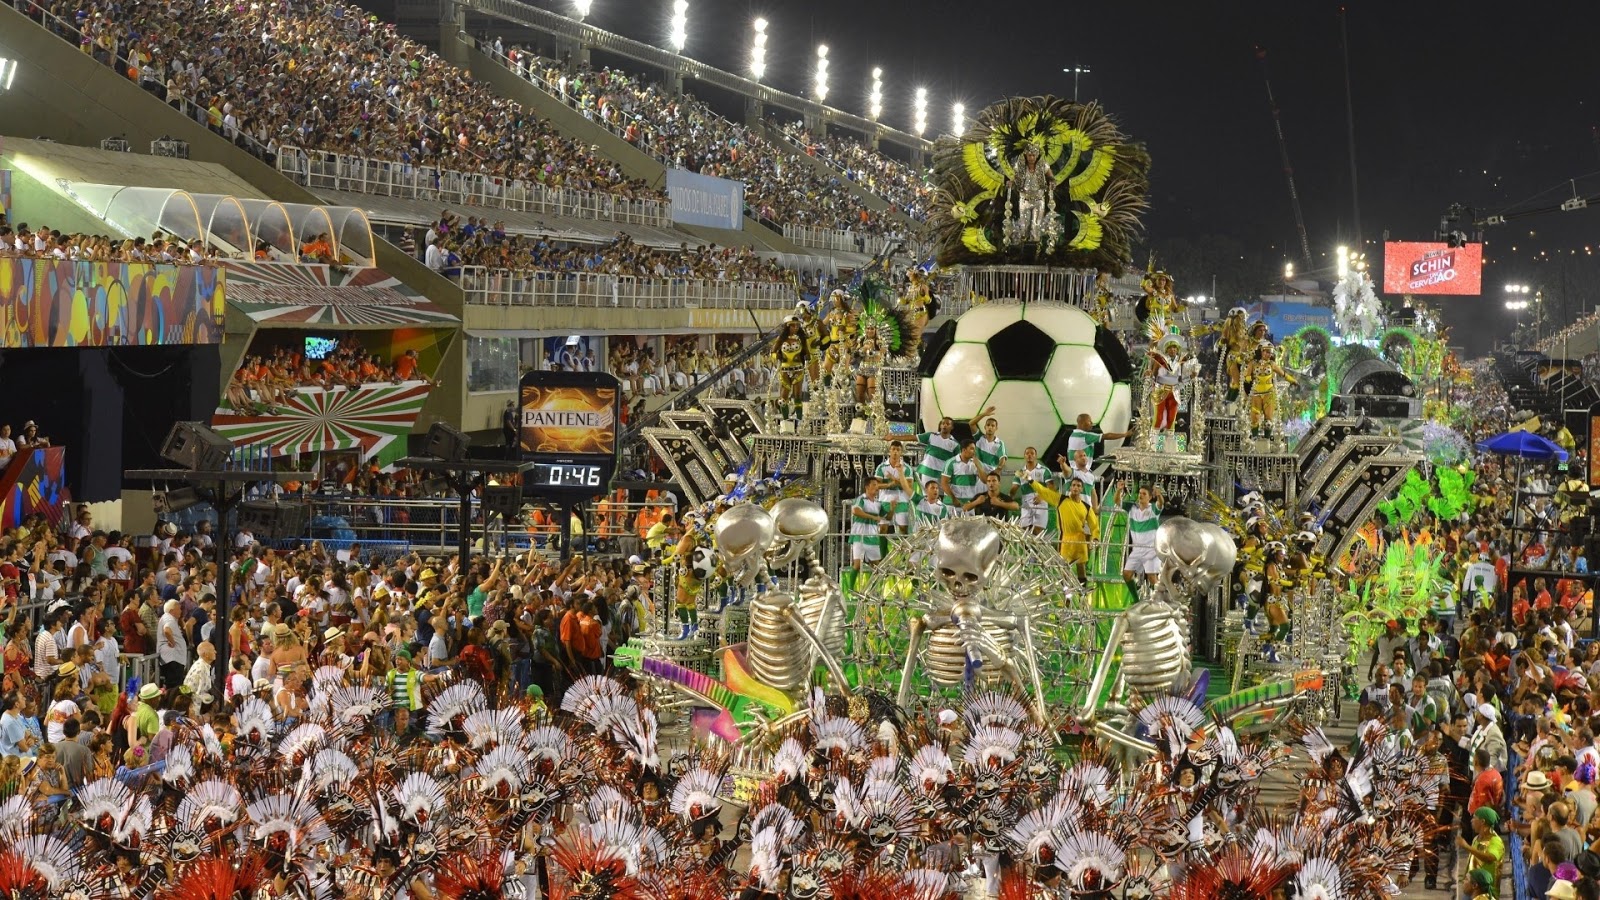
[
  {"left": 1081, "top": 516, "right": 1237, "bottom": 753},
  {"left": 714, "top": 500, "right": 851, "bottom": 699},
  {"left": 896, "top": 518, "right": 1049, "bottom": 723}
]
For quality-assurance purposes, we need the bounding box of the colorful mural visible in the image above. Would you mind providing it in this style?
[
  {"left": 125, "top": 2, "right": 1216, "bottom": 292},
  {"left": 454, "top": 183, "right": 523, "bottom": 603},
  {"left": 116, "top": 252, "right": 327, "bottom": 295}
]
[
  {"left": 211, "top": 380, "right": 433, "bottom": 468},
  {"left": 0, "top": 448, "right": 68, "bottom": 532},
  {"left": 220, "top": 263, "right": 458, "bottom": 326},
  {"left": 0, "top": 258, "right": 224, "bottom": 347}
]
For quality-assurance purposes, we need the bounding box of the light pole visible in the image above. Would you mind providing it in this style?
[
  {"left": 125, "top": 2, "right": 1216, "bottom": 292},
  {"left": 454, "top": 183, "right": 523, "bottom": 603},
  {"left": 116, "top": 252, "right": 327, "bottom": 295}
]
[
  {"left": 913, "top": 87, "right": 928, "bottom": 136},
  {"left": 668, "top": 0, "right": 688, "bottom": 53},
  {"left": 951, "top": 102, "right": 965, "bottom": 137},
  {"left": 1062, "top": 65, "right": 1090, "bottom": 103},
  {"left": 813, "top": 44, "right": 829, "bottom": 103},
  {"left": 572, "top": 0, "right": 592, "bottom": 20},
  {"left": 1336, "top": 245, "right": 1349, "bottom": 278},
  {"left": 1505, "top": 284, "right": 1532, "bottom": 340},
  {"left": 868, "top": 67, "right": 883, "bottom": 120},
  {"left": 749, "top": 18, "right": 767, "bottom": 81}
]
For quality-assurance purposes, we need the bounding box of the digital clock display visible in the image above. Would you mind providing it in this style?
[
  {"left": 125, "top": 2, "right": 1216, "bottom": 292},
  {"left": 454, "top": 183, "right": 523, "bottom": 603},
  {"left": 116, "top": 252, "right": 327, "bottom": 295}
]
[{"left": 533, "top": 463, "right": 605, "bottom": 489}]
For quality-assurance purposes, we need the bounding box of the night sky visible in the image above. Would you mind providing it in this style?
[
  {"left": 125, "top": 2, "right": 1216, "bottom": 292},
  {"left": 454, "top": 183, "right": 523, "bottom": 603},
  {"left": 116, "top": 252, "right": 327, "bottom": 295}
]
[{"left": 508, "top": 0, "right": 1600, "bottom": 355}]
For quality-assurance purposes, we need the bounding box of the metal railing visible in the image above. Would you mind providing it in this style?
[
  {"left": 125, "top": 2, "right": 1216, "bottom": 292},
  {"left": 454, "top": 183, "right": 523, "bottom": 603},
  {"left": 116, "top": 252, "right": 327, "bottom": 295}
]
[
  {"left": 781, "top": 223, "right": 907, "bottom": 256},
  {"left": 275, "top": 147, "right": 671, "bottom": 228},
  {"left": 279, "top": 495, "right": 653, "bottom": 554},
  {"left": 459, "top": 267, "right": 794, "bottom": 310}
]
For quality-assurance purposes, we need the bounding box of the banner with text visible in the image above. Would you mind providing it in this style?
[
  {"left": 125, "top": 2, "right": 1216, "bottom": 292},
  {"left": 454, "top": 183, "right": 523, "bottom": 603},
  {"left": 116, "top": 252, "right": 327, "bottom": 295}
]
[
  {"left": 1382, "top": 242, "right": 1484, "bottom": 295},
  {"left": 666, "top": 168, "right": 744, "bottom": 231}
]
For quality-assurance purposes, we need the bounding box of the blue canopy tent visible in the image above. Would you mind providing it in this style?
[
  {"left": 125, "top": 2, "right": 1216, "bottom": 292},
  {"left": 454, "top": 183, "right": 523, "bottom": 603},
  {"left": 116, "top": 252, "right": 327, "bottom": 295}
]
[{"left": 1475, "top": 430, "right": 1569, "bottom": 461}]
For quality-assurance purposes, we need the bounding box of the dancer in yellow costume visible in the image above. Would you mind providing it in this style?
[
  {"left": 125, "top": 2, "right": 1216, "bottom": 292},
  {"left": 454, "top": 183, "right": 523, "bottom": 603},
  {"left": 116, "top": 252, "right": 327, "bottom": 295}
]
[
  {"left": 904, "top": 269, "right": 931, "bottom": 347},
  {"left": 1244, "top": 340, "right": 1295, "bottom": 437},
  {"left": 770, "top": 317, "right": 812, "bottom": 422}
]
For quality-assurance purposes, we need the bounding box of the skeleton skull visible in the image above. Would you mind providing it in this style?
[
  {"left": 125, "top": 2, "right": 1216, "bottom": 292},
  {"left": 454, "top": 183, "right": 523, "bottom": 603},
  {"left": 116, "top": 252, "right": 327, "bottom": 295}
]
[
  {"left": 934, "top": 518, "right": 1002, "bottom": 601},
  {"left": 766, "top": 498, "right": 830, "bottom": 570},
  {"left": 712, "top": 503, "right": 776, "bottom": 589}
]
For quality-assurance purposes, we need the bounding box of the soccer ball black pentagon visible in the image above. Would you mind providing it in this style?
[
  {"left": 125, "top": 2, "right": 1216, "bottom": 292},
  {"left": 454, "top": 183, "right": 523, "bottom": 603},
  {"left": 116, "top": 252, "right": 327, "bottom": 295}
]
[{"left": 920, "top": 303, "right": 1132, "bottom": 468}]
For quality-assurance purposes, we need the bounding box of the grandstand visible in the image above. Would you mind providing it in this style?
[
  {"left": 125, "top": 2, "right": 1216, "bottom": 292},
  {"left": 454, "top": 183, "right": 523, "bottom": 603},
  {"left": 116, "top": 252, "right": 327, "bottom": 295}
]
[{"left": 0, "top": 0, "right": 935, "bottom": 528}]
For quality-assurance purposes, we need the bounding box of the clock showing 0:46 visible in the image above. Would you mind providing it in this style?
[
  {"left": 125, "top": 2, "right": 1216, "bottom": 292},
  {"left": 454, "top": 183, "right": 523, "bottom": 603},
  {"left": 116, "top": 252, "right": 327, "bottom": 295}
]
[{"left": 536, "top": 463, "right": 605, "bottom": 488}]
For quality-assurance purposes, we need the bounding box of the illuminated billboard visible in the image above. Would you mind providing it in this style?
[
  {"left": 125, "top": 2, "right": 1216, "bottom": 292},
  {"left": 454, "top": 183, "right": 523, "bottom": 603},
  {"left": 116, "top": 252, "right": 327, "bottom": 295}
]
[
  {"left": 518, "top": 372, "right": 620, "bottom": 457},
  {"left": 1382, "top": 242, "right": 1483, "bottom": 295}
]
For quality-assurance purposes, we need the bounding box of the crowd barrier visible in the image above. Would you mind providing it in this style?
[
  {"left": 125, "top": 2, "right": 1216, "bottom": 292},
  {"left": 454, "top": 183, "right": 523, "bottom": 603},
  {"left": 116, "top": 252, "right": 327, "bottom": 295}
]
[
  {"left": 276, "top": 147, "right": 671, "bottom": 228},
  {"left": 459, "top": 267, "right": 794, "bottom": 310},
  {"left": 780, "top": 223, "right": 905, "bottom": 256},
  {"left": 261, "top": 496, "right": 656, "bottom": 555}
]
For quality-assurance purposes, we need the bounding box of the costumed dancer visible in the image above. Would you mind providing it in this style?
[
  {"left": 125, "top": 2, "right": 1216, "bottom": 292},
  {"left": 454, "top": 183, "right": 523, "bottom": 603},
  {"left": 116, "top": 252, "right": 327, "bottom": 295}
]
[
  {"left": 1244, "top": 339, "right": 1295, "bottom": 438},
  {"left": 854, "top": 322, "right": 889, "bottom": 411},
  {"left": 1148, "top": 334, "right": 1200, "bottom": 450},
  {"left": 798, "top": 300, "right": 824, "bottom": 383},
  {"left": 1220, "top": 307, "right": 1251, "bottom": 413},
  {"left": 770, "top": 317, "right": 812, "bottom": 427},
  {"left": 670, "top": 513, "right": 711, "bottom": 639},
  {"left": 1141, "top": 270, "right": 1181, "bottom": 344},
  {"left": 1003, "top": 140, "right": 1062, "bottom": 252},
  {"left": 820, "top": 290, "right": 855, "bottom": 385},
  {"left": 903, "top": 268, "right": 932, "bottom": 348}
]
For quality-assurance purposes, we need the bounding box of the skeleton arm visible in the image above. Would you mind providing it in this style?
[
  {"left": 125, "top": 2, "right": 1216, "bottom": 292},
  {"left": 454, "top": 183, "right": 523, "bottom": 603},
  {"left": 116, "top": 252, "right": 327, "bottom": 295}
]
[
  {"left": 782, "top": 591, "right": 853, "bottom": 697},
  {"left": 896, "top": 615, "right": 929, "bottom": 710}
]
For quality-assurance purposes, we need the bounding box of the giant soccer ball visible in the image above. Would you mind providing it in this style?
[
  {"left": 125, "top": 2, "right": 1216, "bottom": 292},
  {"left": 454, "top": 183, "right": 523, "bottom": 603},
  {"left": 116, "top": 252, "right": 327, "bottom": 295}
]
[{"left": 919, "top": 302, "right": 1134, "bottom": 468}]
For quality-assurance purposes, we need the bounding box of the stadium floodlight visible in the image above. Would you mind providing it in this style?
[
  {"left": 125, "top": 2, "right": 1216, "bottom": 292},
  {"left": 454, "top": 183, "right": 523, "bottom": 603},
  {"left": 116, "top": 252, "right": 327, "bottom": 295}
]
[
  {"left": 0, "top": 58, "right": 16, "bottom": 91},
  {"left": 913, "top": 86, "right": 928, "bottom": 136},
  {"left": 951, "top": 102, "right": 965, "bottom": 136},
  {"left": 572, "top": 0, "right": 592, "bottom": 20},
  {"left": 668, "top": 0, "right": 688, "bottom": 53},
  {"left": 750, "top": 18, "right": 768, "bottom": 81},
  {"left": 868, "top": 67, "right": 883, "bottom": 120},
  {"left": 814, "top": 44, "right": 829, "bottom": 103},
  {"left": 1336, "top": 244, "right": 1349, "bottom": 278}
]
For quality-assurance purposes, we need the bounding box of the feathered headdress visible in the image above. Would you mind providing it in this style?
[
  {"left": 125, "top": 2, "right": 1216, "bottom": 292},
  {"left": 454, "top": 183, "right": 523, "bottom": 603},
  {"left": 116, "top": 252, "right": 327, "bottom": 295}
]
[
  {"left": 669, "top": 767, "right": 726, "bottom": 824},
  {"left": 428, "top": 681, "right": 488, "bottom": 738},
  {"left": 930, "top": 95, "right": 1150, "bottom": 270}
]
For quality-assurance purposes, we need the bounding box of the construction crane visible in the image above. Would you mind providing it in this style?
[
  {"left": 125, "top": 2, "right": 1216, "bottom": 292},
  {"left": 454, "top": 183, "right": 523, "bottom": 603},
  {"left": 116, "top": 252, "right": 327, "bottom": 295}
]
[{"left": 1256, "top": 47, "right": 1313, "bottom": 268}]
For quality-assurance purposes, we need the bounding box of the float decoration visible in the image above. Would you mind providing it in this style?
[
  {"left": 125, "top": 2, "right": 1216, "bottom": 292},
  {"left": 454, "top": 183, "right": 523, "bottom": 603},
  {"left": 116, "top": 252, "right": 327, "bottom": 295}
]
[{"left": 930, "top": 96, "right": 1151, "bottom": 270}]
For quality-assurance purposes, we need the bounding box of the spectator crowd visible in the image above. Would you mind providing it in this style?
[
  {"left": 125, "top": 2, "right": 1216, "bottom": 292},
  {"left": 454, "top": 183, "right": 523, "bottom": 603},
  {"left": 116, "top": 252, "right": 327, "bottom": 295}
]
[
  {"left": 496, "top": 47, "right": 913, "bottom": 237},
  {"left": 411, "top": 211, "right": 794, "bottom": 284},
  {"left": 781, "top": 122, "right": 933, "bottom": 222},
  {"left": 224, "top": 341, "right": 429, "bottom": 410},
  {"left": 12, "top": 0, "right": 661, "bottom": 207}
]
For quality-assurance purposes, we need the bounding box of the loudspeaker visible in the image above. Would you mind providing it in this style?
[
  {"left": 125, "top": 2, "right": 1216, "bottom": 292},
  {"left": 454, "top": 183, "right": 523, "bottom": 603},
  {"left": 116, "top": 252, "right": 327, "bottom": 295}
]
[
  {"left": 236, "top": 500, "right": 309, "bottom": 542},
  {"left": 151, "top": 486, "right": 204, "bottom": 515},
  {"left": 483, "top": 485, "right": 523, "bottom": 520},
  {"left": 161, "top": 422, "right": 234, "bottom": 472},
  {"left": 424, "top": 421, "right": 470, "bottom": 462}
]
